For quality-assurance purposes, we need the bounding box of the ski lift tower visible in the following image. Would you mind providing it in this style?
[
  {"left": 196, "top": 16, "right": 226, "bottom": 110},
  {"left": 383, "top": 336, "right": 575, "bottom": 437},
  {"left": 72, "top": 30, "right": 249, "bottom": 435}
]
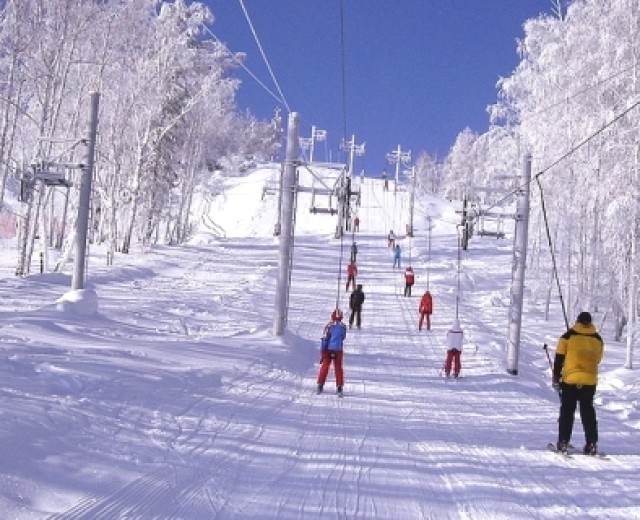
[
  {"left": 386, "top": 145, "right": 411, "bottom": 193},
  {"left": 299, "top": 125, "right": 326, "bottom": 163},
  {"left": 340, "top": 134, "right": 365, "bottom": 178},
  {"left": 404, "top": 166, "right": 416, "bottom": 236}
]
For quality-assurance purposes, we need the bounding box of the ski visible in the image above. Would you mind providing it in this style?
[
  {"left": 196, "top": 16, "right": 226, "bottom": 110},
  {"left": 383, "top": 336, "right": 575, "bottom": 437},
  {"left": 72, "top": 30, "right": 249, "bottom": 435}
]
[
  {"left": 546, "top": 442, "right": 609, "bottom": 460},
  {"left": 315, "top": 386, "right": 345, "bottom": 397},
  {"left": 578, "top": 450, "right": 610, "bottom": 460},
  {"left": 547, "top": 442, "right": 572, "bottom": 458}
]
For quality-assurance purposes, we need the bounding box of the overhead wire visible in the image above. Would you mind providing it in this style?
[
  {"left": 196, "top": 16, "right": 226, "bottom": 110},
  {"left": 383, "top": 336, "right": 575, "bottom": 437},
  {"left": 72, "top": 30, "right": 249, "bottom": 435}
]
[
  {"left": 480, "top": 97, "right": 640, "bottom": 217},
  {"left": 456, "top": 228, "right": 462, "bottom": 320},
  {"left": 514, "top": 59, "right": 639, "bottom": 123},
  {"left": 338, "top": 0, "right": 348, "bottom": 141},
  {"left": 334, "top": 0, "right": 350, "bottom": 311},
  {"left": 536, "top": 175, "right": 570, "bottom": 330},
  {"left": 237, "top": 0, "right": 290, "bottom": 113},
  {"left": 202, "top": 26, "right": 285, "bottom": 108},
  {"left": 477, "top": 61, "right": 640, "bottom": 218}
]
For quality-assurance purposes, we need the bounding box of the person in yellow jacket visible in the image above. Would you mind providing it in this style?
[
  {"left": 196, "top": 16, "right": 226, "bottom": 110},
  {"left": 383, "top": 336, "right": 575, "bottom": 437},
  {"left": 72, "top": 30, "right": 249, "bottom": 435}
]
[{"left": 552, "top": 311, "right": 604, "bottom": 455}]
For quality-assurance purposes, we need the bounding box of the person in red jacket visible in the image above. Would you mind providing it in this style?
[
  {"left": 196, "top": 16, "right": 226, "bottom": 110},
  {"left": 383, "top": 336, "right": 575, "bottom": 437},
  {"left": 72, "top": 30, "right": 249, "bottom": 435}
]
[
  {"left": 353, "top": 216, "right": 360, "bottom": 232},
  {"left": 404, "top": 266, "right": 415, "bottom": 296},
  {"left": 418, "top": 290, "right": 433, "bottom": 331},
  {"left": 346, "top": 261, "right": 357, "bottom": 291}
]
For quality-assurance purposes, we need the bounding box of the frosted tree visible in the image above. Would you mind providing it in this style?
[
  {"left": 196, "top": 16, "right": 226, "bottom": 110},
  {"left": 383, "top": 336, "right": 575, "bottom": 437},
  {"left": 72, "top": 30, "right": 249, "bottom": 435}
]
[
  {"left": 485, "top": 0, "right": 640, "bottom": 364},
  {"left": 440, "top": 128, "right": 479, "bottom": 202},
  {"left": 414, "top": 152, "right": 440, "bottom": 195}
]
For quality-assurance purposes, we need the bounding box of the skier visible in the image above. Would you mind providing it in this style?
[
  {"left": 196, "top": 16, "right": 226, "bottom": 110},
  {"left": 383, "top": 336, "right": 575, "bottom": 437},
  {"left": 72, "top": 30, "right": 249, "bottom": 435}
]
[
  {"left": 317, "top": 309, "right": 347, "bottom": 396},
  {"left": 393, "top": 244, "right": 401, "bottom": 268},
  {"left": 444, "top": 319, "right": 463, "bottom": 377},
  {"left": 349, "top": 284, "right": 365, "bottom": 330},
  {"left": 418, "top": 290, "right": 433, "bottom": 331},
  {"left": 350, "top": 241, "right": 358, "bottom": 263},
  {"left": 552, "top": 311, "right": 604, "bottom": 455},
  {"left": 404, "top": 266, "right": 415, "bottom": 296},
  {"left": 353, "top": 216, "right": 360, "bottom": 232},
  {"left": 346, "top": 261, "right": 357, "bottom": 291},
  {"left": 388, "top": 230, "right": 396, "bottom": 248},
  {"left": 382, "top": 169, "right": 389, "bottom": 191}
]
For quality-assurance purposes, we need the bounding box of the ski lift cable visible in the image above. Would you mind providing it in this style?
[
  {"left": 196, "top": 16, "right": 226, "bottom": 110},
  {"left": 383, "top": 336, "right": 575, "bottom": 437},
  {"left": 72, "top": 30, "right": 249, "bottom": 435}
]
[
  {"left": 237, "top": 0, "right": 291, "bottom": 112},
  {"left": 338, "top": 0, "right": 348, "bottom": 141},
  {"left": 202, "top": 27, "right": 285, "bottom": 108},
  {"left": 426, "top": 217, "right": 432, "bottom": 291},
  {"left": 455, "top": 225, "right": 463, "bottom": 320},
  {"left": 481, "top": 97, "right": 640, "bottom": 217},
  {"left": 536, "top": 176, "right": 570, "bottom": 330},
  {"left": 535, "top": 98, "right": 640, "bottom": 179},
  {"left": 335, "top": 176, "right": 348, "bottom": 311},
  {"left": 520, "top": 59, "right": 639, "bottom": 123},
  {"left": 331, "top": 0, "right": 351, "bottom": 311}
]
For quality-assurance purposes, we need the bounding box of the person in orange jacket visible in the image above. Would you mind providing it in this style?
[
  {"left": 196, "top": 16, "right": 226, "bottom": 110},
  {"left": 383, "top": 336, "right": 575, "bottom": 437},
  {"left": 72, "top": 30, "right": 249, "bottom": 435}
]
[
  {"left": 346, "top": 261, "right": 357, "bottom": 291},
  {"left": 418, "top": 290, "right": 433, "bottom": 331},
  {"left": 404, "top": 266, "right": 415, "bottom": 296}
]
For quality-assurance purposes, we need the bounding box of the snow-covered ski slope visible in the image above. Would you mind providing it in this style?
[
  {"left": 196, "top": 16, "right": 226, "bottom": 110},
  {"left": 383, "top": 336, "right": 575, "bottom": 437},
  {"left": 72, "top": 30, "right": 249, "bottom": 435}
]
[{"left": 0, "top": 164, "right": 638, "bottom": 519}]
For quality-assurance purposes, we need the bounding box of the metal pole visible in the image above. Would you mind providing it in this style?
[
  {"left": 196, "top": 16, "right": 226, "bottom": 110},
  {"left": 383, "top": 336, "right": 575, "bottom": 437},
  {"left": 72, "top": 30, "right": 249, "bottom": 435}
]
[
  {"left": 626, "top": 143, "right": 639, "bottom": 369},
  {"left": 506, "top": 153, "right": 532, "bottom": 375},
  {"left": 274, "top": 163, "right": 284, "bottom": 236},
  {"left": 273, "top": 112, "right": 300, "bottom": 336},
  {"left": 427, "top": 216, "right": 432, "bottom": 290},
  {"left": 310, "top": 125, "right": 316, "bottom": 163},
  {"left": 408, "top": 166, "right": 416, "bottom": 235},
  {"left": 71, "top": 91, "right": 100, "bottom": 291},
  {"left": 348, "top": 134, "right": 355, "bottom": 176},
  {"left": 456, "top": 226, "right": 462, "bottom": 320},
  {"left": 394, "top": 145, "right": 401, "bottom": 190}
]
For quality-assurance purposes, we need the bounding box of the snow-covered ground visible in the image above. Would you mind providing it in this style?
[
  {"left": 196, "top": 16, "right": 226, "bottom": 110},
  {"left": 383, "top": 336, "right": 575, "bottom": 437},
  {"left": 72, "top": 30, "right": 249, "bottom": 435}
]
[{"left": 0, "top": 165, "right": 638, "bottom": 519}]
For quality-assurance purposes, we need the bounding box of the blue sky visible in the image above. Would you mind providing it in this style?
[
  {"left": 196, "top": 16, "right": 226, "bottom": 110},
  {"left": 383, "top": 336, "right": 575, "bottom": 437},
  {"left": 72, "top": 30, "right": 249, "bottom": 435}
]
[{"left": 204, "top": 1, "right": 552, "bottom": 171}]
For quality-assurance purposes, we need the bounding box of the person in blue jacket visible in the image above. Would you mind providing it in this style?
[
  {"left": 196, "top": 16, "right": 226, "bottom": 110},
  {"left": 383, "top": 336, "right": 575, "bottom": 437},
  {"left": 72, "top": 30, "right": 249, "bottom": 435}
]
[
  {"left": 393, "top": 244, "right": 401, "bottom": 268},
  {"left": 317, "top": 309, "right": 347, "bottom": 395}
]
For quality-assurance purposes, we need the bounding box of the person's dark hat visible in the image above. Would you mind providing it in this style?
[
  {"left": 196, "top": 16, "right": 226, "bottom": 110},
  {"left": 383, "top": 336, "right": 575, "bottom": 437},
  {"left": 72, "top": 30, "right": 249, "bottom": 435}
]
[{"left": 577, "top": 311, "right": 592, "bottom": 325}]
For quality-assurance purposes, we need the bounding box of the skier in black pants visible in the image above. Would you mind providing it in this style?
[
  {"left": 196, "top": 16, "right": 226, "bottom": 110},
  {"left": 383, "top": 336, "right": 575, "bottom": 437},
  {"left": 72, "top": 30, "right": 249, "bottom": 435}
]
[
  {"left": 349, "top": 284, "right": 365, "bottom": 329},
  {"left": 350, "top": 241, "right": 358, "bottom": 263},
  {"left": 552, "top": 311, "right": 604, "bottom": 455}
]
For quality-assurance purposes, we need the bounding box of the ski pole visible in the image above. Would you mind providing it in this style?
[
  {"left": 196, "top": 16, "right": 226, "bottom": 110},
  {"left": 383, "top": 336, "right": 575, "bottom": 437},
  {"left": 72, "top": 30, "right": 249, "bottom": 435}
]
[{"left": 542, "top": 343, "right": 553, "bottom": 371}]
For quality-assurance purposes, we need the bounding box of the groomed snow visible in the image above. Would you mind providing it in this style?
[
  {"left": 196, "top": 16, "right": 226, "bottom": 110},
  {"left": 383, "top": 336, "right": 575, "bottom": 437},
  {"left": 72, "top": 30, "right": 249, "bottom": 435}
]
[{"left": 0, "top": 165, "right": 638, "bottom": 519}]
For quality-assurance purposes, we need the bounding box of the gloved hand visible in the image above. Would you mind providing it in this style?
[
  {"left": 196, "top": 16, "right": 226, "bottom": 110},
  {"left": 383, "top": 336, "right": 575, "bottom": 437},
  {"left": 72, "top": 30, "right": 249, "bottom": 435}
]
[{"left": 552, "top": 377, "right": 561, "bottom": 393}]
